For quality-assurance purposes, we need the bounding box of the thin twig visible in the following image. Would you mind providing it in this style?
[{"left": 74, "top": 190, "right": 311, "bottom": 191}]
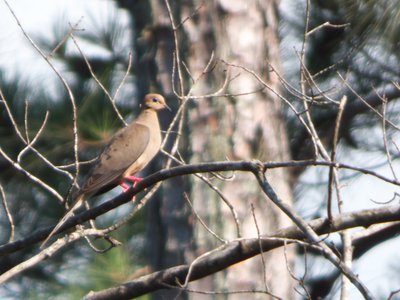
[
  {"left": 298, "top": 0, "right": 333, "bottom": 160},
  {"left": 112, "top": 51, "right": 133, "bottom": 115},
  {"left": 17, "top": 110, "right": 49, "bottom": 163},
  {"left": 47, "top": 18, "right": 83, "bottom": 58},
  {"left": 337, "top": 72, "right": 400, "bottom": 131},
  {"left": 388, "top": 288, "right": 400, "bottom": 300},
  {"left": 287, "top": 242, "right": 311, "bottom": 299},
  {"left": 15, "top": 106, "right": 74, "bottom": 180},
  {"left": 184, "top": 192, "right": 227, "bottom": 243},
  {"left": 0, "top": 228, "right": 109, "bottom": 284},
  {"left": 0, "top": 87, "right": 27, "bottom": 144},
  {"left": 3, "top": 0, "right": 81, "bottom": 195},
  {"left": 162, "top": 149, "right": 242, "bottom": 237},
  {"left": 306, "top": 21, "right": 350, "bottom": 37},
  {"left": 164, "top": 0, "right": 185, "bottom": 96},
  {"left": 219, "top": 59, "right": 316, "bottom": 152},
  {"left": 179, "top": 244, "right": 227, "bottom": 288},
  {"left": 0, "top": 146, "right": 64, "bottom": 201},
  {"left": 327, "top": 96, "right": 347, "bottom": 221},
  {"left": 0, "top": 183, "right": 14, "bottom": 242},
  {"left": 250, "top": 203, "right": 269, "bottom": 293},
  {"left": 69, "top": 31, "right": 127, "bottom": 126},
  {"left": 340, "top": 225, "right": 352, "bottom": 300},
  {"left": 252, "top": 165, "right": 374, "bottom": 300},
  {"left": 82, "top": 207, "right": 394, "bottom": 300},
  {"left": 327, "top": 96, "right": 352, "bottom": 300},
  {"left": 380, "top": 93, "right": 398, "bottom": 180},
  {"left": 295, "top": 50, "right": 339, "bottom": 104}
]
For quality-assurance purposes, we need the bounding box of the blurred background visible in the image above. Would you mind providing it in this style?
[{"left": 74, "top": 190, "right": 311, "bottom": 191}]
[{"left": 0, "top": 0, "right": 400, "bottom": 299}]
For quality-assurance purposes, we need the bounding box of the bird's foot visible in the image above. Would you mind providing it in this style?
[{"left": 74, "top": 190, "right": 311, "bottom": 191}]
[
  {"left": 125, "top": 175, "right": 144, "bottom": 189},
  {"left": 124, "top": 175, "right": 143, "bottom": 185},
  {"left": 120, "top": 182, "right": 131, "bottom": 193},
  {"left": 120, "top": 176, "right": 144, "bottom": 202},
  {"left": 119, "top": 183, "right": 136, "bottom": 202}
]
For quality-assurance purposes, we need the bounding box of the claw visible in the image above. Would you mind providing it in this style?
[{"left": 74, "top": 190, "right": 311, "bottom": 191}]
[
  {"left": 120, "top": 182, "right": 130, "bottom": 193},
  {"left": 124, "top": 176, "right": 143, "bottom": 184},
  {"left": 120, "top": 176, "right": 144, "bottom": 202}
]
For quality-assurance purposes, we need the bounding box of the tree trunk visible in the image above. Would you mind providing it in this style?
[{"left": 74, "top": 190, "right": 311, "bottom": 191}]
[
  {"left": 184, "top": 1, "right": 296, "bottom": 299},
  {"left": 119, "top": 0, "right": 295, "bottom": 298}
]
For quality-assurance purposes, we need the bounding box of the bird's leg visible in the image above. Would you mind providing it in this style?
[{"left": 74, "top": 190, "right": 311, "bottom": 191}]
[
  {"left": 120, "top": 182, "right": 130, "bottom": 193},
  {"left": 124, "top": 175, "right": 143, "bottom": 187},
  {"left": 120, "top": 176, "right": 144, "bottom": 201},
  {"left": 119, "top": 182, "right": 136, "bottom": 201}
]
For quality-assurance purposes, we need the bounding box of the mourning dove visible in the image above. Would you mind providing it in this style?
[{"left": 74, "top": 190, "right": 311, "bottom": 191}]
[{"left": 41, "top": 93, "right": 170, "bottom": 247}]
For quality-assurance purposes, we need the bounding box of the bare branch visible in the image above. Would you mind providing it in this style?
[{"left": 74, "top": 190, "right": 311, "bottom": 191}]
[
  {"left": 183, "top": 192, "right": 227, "bottom": 244},
  {"left": 0, "top": 146, "right": 63, "bottom": 202},
  {"left": 3, "top": 0, "right": 81, "bottom": 189},
  {"left": 0, "top": 183, "right": 14, "bottom": 242},
  {"left": 161, "top": 149, "right": 242, "bottom": 237},
  {"left": 83, "top": 204, "right": 399, "bottom": 300},
  {"left": 0, "top": 228, "right": 110, "bottom": 284},
  {"left": 327, "top": 96, "right": 347, "bottom": 220},
  {"left": 252, "top": 165, "right": 373, "bottom": 299},
  {"left": 69, "top": 31, "right": 127, "bottom": 126},
  {"left": 47, "top": 18, "right": 83, "bottom": 58},
  {"left": 250, "top": 203, "right": 270, "bottom": 294},
  {"left": 1, "top": 159, "right": 400, "bottom": 256},
  {"left": 0, "top": 87, "right": 27, "bottom": 144},
  {"left": 112, "top": 51, "right": 133, "bottom": 114},
  {"left": 338, "top": 73, "right": 400, "bottom": 131},
  {"left": 164, "top": 0, "right": 185, "bottom": 96},
  {"left": 380, "top": 93, "right": 398, "bottom": 180},
  {"left": 219, "top": 59, "right": 317, "bottom": 152},
  {"left": 306, "top": 21, "right": 350, "bottom": 37}
]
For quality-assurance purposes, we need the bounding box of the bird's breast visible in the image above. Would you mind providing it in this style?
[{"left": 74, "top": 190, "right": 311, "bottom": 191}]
[{"left": 123, "top": 122, "right": 162, "bottom": 177}]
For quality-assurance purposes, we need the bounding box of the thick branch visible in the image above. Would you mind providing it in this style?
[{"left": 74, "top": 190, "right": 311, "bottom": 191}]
[
  {"left": 84, "top": 204, "right": 400, "bottom": 300},
  {"left": 0, "top": 160, "right": 399, "bottom": 257},
  {"left": 308, "top": 222, "right": 400, "bottom": 299},
  {"left": 253, "top": 168, "right": 372, "bottom": 299}
]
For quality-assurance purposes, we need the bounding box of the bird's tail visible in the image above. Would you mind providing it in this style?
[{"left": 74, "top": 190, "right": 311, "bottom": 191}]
[{"left": 40, "top": 195, "right": 84, "bottom": 249}]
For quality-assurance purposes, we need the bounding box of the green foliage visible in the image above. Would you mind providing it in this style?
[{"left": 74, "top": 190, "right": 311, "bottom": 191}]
[
  {"left": 65, "top": 240, "right": 147, "bottom": 299},
  {"left": 305, "top": 0, "right": 400, "bottom": 85},
  {"left": 0, "top": 5, "right": 147, "bottom": 298},
  {"left": 283, "top": 0, "right": 400, "bottom": 158}
]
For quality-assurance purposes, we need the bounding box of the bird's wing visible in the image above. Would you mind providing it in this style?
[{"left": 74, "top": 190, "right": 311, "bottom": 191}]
[{"left": 79, "top": 123, "right": 150, "bottom": 196}]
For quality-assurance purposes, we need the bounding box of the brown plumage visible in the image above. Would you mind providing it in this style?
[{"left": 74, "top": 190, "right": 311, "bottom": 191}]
[{"left": 41, "top": 93, "right": 169, "bottom": 247}]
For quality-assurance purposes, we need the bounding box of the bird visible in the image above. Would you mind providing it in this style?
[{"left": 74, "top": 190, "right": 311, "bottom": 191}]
[{"left": 41, "top": 93, "right": 170, "bottom": 248}]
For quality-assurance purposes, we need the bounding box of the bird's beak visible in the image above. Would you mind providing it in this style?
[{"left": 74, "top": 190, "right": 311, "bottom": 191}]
[{"left": 164, "top": 104, "right": 172, "bottom": 111}]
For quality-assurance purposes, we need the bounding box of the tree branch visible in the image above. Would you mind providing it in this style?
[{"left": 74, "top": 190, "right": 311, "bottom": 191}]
[
  {"left": 84, "top": 204, "right": 400, "bottom": 300},
  {"left": 0, "top": 160, "right": 399, "bottom": 258},
  {"left": 292, "top": 85, "right": 400, "bottom": 161},
  {"left": 308, "top": 222, "right": 400, "bottom": 299}
]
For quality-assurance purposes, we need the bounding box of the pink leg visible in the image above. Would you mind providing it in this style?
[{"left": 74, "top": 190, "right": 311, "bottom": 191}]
[
  {"left": 124, "top": 175, "right": 143, "bottom": 184},
  {"left": 119, "top": 183, "right": 136, "bottom": 202},
  {"left": 120, "top": 176, "right": 144, "bottom": 202},
  {"left": 120, "top": 182, "right": 130, "bottom": 193}
]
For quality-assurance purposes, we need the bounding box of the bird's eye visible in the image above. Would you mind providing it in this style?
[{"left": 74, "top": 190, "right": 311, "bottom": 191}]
[{"left": 152, "top": 97, "right": 159, "bottom": 102}]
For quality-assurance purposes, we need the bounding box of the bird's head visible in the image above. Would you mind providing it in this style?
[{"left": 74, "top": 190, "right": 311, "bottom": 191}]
[{"left": 142, "top": 93, "right": 171, "bottom": 111}]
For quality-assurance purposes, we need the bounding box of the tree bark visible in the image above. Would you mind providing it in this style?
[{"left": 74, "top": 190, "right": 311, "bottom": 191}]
[
  {"left": 184, "top": 0, "right": 296, "bottom": 299},
  {"left": 120, "top": 0, "right": 296, "bottom": 298}
]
